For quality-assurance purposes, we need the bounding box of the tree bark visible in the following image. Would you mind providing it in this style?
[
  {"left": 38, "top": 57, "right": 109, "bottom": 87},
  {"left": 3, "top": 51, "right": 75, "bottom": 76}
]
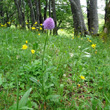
[
  {"left": 34, "top": 0, "right": 40, "bottom": 24},
  {"left": 69, "top": 0, "right": 88, "bottom": 36},
  {"left": 39, "top": 0, "right": 43, "bottom": 24},
  {"left": 51, "top": 0, "right": 57, "bottom": 34},
  {"left": 87, "top": 0, "right": 98, "bottom": 35},
  {"left": 0, "top": 0, "right": 4, "bottom": 23},
  {"left": 44, "top": 0, "right": 48, "bottom": 20},
  {"left": 49, "top": 0, "right": 52, "bottom": 17},
  {"left": 14, "top": 0, "right": 25, "bottom": 28},
  {"left": 28, "top": 0, "right": 36, "bottom": 25},
  {"left": 102, "top": 0, "right": 110, "bottom": 39}
]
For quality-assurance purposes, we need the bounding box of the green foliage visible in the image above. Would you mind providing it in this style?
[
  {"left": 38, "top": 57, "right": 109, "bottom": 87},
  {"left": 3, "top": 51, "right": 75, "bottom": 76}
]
[
  {"left": 0, "top": 27, "right": 110, "bottom": 109},
  {"left": 9, "top": 88, "right": 32, "bottom": 110}
]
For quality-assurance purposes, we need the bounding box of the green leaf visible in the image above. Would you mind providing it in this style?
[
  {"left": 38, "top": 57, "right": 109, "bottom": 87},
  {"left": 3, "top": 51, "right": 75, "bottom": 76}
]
[
  {"left": 20, "top": 106, "right": 33, "bottom": 110},
  {"left": 30, "top": 77, "right": 42, "bottom": 87},
  {"left": 19, "top": 88, "right": 32, "bottom": 109},
  {"left": 0, "top": 74, "right": 3, "bottom": 85},
  {"left": 46, "top": 95, "right": 60, "bottom": 102},
  {"left": 44, "top": 84, "right": 54, "bottom": 90},
  {"left": 33, "top": 42, "right": 38, "bottom": 49},
  {"left": 43, "top": 72, "right": 48, "bottom": 83}
]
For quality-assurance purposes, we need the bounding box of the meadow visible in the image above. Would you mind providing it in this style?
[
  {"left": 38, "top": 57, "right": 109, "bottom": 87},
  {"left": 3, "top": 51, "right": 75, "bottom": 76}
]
[{"left": 0, "top": 27, "right": 110, "bottom": 110}]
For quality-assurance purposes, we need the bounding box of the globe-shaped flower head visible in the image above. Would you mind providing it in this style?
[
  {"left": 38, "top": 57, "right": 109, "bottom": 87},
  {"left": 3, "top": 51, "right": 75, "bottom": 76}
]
[{"left": 43, "top": 17, "right": 55, "bottom": 30}]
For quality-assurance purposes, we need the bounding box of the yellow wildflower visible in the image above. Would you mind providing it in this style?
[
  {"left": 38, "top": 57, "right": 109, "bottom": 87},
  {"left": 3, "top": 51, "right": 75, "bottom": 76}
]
[
  {"left": 77, "top": 84, "right": 80, "bottom": 87},
  {"left": 7, "top": 22, "right": 11, "bottom": 24},
  {"left": 35, "top": 22, "right": 37, "bottom": 24},
  {"left": 4, "top": 24, "right": 7, "bottom": 27},
  {"left": 72, "top": 36, "right": 74, "bottom": 39},
  {"left": 40, "top": 27, "right": 42, "bottom": 30},
  {"left": 95, "top": 51, "right": 97, "bottom": 54},
  {"left": 1, "top": 24, "right": 4, "bottom": 27},
  {"left": 25, "top": 40, "right": 28, "bottom": 44},
  {"left": 80, "top": 75, "right": 85, "bottom": 80},
  {"left": 36, "top": 29, "right": 38, "bottom": 31},
  {"left": 40, "top": 24, "right": 42, "bottom": 26},
  {"left": 38, "top": 33, "right": 40, "bottom": 35},
  {"left": 31, "top": 27, "right": 36, "bottom": 30},
  {"left": 22, "top": 44, "right": 28, "bottom": 50},
  {"left": 91, "top": 44, "right": 96, "bottom": 49},
  {"left": 26, "top": 22, "right": 29, "bottom": 24},
  {"left": 31, "top": 49, "right": 35, "bottom": 54},
  {"left": 88, "top": 40, "right": 92, "bottom": 42},
  {"left": 61, "top": 29, "right": 63, "bottom": 31}
]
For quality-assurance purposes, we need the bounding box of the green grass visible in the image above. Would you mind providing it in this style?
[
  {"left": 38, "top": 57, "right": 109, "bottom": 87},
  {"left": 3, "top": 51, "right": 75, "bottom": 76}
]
[{"left": 0, "top": 27, "right": 110, "bottom": 110}]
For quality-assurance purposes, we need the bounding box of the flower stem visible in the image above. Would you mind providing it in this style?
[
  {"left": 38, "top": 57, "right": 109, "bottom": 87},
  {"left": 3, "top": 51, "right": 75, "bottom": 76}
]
[
  {"left": 16, "top": 74, "right": 19, "bottom": 110},
  {"left": 41, "top": 30, "right": 49, "bottom": 106},
  {"left": 42, "top": 30, "right": 48, "bottom": 70}
]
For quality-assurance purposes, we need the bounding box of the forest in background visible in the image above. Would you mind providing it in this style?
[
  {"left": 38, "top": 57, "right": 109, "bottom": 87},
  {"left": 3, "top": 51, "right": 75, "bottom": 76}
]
[{"left": 0, "top": 0, "right": 110, "bottom": 36}]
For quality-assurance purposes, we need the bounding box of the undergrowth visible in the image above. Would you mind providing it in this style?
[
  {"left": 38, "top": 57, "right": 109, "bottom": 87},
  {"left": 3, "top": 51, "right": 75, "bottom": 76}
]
[{"left": 0, "top": 27, "right": 110, "bottom": 110}]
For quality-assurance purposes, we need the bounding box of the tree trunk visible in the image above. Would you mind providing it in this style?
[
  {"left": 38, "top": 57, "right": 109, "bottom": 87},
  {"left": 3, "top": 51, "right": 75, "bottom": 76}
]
[
  {"left": 34, "top": 0, "right": 40, "bottom": 24},
  {"left": 49, "top": 0, "right": 52, "bottom": 17},
  {"left": 39, "top": 0, "right": 43, "bottom": 24},
  {"left": 28, "top": 0, "right": 36, "bottom": 25},
  {"left": 87, "top": 0, "right": 98, "bottom": 35},
  {"left": 0, "top": 0, "right": 4, "bottom": 23},
  {"left": 103, "top": 0, "right": 110, "bottom": 35},
  {"left": 14, "top": 0, "right": 25, "bottom": 28},
  {"left": 51, "top": 0, "right": 57, "bottom": 34},
  {"left": 69, "top": 0, "right": 88, "bottom": 36},
  {"left": 44, "top": 0, "right": 48, "bottom": 20}
]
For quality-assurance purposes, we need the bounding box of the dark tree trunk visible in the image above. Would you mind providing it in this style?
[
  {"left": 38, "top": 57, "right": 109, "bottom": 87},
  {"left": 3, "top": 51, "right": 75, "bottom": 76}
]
[
  {"left": 87, "top": 0, "right": 90, "bottom": 31},
  {"left": 44, "top": 0, "right": 48, "bottom": 20},
  {"left": 39, "top": 0, "right": 43, "bottom": 24},
  {"left": 14, "top": 0, "right": 25, "bottom": 28},
  {"left": 34, "top": 0, "right": 40, "bottom": 24},
  {"left": 87, "top": 0, "right": 98, "bottom": 35},
  {"left": 28, "top": 0, "right": 36, "bottom": 25},
  {"left": 49, "top": 0, "right": 52, "bottom": 17},
  {"left": 69, "top": 0, "right": 88, "bottom": 36},
  {"left": 51, "top": 0, "right": 57, "bottom": 34},
  {"left": 103, "top": 0, "right": 110, "bottom": 35},
  {"left": 0, "top": 0, "right": 4, "bottom": 23}
]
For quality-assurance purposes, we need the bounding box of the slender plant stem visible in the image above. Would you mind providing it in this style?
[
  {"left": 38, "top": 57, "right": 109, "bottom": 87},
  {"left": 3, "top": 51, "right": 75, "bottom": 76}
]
[
  {"left": 16, "top": 74, "right": 19, "bottom": 110},
  {"left": 42, "top": 30, "right": 48, "bottom": 70},
  {"left": 41, "top": 30, "right": 49, "bottom": 107}
]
